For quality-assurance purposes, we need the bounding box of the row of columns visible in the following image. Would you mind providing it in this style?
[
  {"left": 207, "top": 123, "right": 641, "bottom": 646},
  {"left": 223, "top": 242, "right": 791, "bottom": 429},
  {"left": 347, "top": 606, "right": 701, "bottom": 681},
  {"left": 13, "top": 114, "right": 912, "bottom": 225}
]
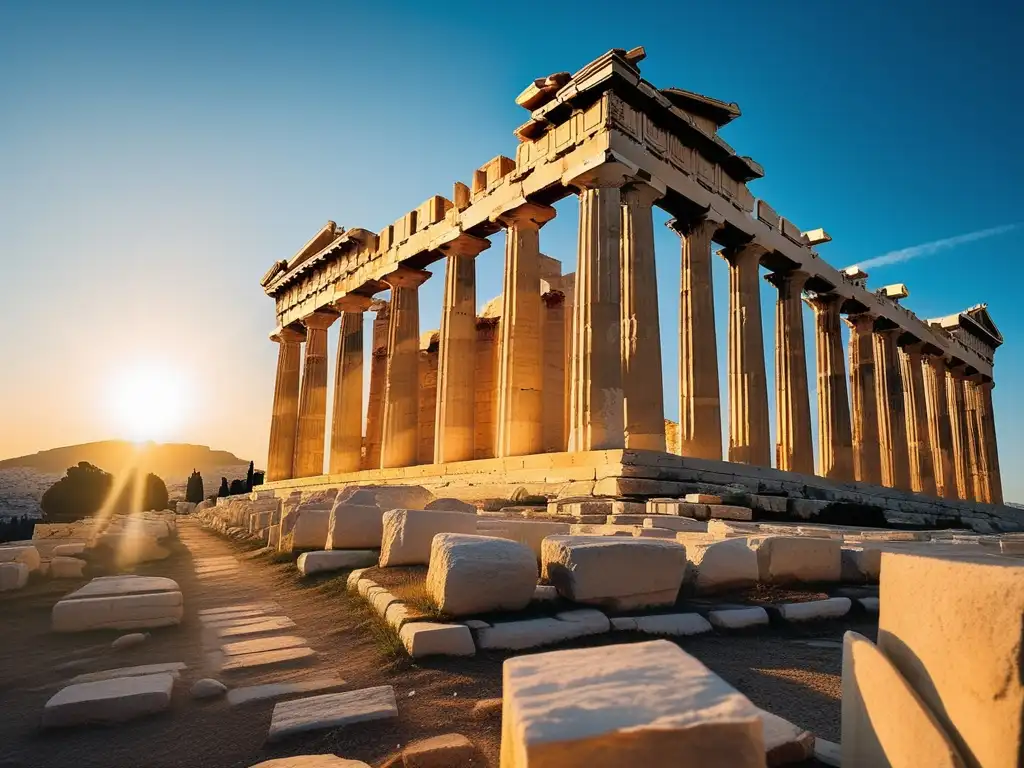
[{"left": 265, "top": 171, "right": 1002, "bottom": 506}]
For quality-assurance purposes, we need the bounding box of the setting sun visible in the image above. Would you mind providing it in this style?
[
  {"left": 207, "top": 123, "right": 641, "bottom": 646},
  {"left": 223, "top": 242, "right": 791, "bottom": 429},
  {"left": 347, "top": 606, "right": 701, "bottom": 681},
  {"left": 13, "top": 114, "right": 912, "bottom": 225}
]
[{"left": 105, "top": 363, "right": 191, "bottom": 443}]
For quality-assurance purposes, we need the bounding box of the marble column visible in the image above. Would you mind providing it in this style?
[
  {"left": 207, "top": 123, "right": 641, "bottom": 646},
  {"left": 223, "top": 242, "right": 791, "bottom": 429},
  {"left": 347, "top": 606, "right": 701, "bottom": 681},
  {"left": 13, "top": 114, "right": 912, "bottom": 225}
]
[
  {"left": 978, "top": 380, "right": 1003, "bottom": 505},
  {"left": 329, "top": 296, "right": 371, "bottom": 474},
  {"left": 418, "top": 337, "right": 439, "bottom": 465},
  {"left": 496, "top": 202, "right": 556, "bottom": 457},
  {"left": 808, "top": 294, "right": 854, "bottom": 481},
  {"left": 873, "top": 328, "right": 911, "bottom": 491},
  {"left": 669, "top": 217, "right": 722, "bottom": 460},
  {"left": 923, "top": 356, "right": 956, "bottom": 500},
  {"left": 965, "top": 376, "right": 990, "bottom": 503},
  {"left": 293, "top": 309, "right": 339, "bottom": 478},
  {"left": 846, "top": 314, "right": 882, "bottom": 485},
  {"left": 721, "top": 243, "right": 770, "bottom": 467},
  {"left": 568, "top": 168, "right": 626, "bottom": 452},
  {"left": 769, "top": 270, "right": 813, "bottom": 474},
  {"left": 946, "top": 368, "right": 972, "bottom": 500},
  {"left": 620, "top": 181, "right": 665, "bottom": 451},
  {"left": 474, "top": 318, "right": 500, "bottom": 459},
  {"left": 266, "top": 326, "right": 305, "bottom": 482},
  {"left": 542, "top": 290, "right": 567, "bottom": 453},
  {"left": 380, "top": 266, "right": 430, "bottom": 469},
  {"left": 363, "top": 301, "right": 390, "bottom": 471},
  {"left": 901, "top": 343, "right": 936, "bottom": 496},
  {"left": 434, "top": 234, "right": 490, "bottom": 464}
]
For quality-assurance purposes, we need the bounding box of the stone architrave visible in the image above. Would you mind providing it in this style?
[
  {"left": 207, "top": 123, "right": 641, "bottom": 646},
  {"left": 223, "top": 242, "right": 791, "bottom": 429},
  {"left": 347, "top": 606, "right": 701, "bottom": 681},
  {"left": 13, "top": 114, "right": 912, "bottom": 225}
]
[
  {"left": 495, "top": 202, "right": 556, "bottom": 458},
  {"left": 567, "top": 165, "right": 628, "bottom": 452},
  {"left": 293, "top": 309, "right": 340, "bottom": 478},
  {"left": 363, "top": 300, "right": 390, "bottom": 470},
  {"left": 846, "top": 314, "right": 882, "bottom": 485},
  {"left": 977, "top": 380, "right": 1002, "bottom": 505},
  {"left": 620, "top": 181, "right": 666, "bottom": 451},
  {"left": 923, "top": 355, "right": 956, "bottom": 500},
  {"left": 541, "top": 291, "right": 567, "bottom": 453},
  {"left": 329, "top": 296, "right": 372, "bottom": 474},
  {"left": 380, "top": 267, "right": 430, "bottom": 469},
  {"left": 808, "top": 294, "right": 854, "bottom": 481},
  {"left": 964, "top": 376, "right": 990, "bottom": 503},
  {"left": 668, "top": 216, "right": 722, "bottom": 461},
  {"left": 946, "top": 367, "right": 973, "bottom": 500},
  {"left": 721, "top": 243, "right": 771, "bottom": 467},
  {"left": 266, "top": 326, "right": 305, "bottom": 482},
  {"left": 901, "top": 343, "right": 937, "bottom": 496},
  {"left": 434, "top": 234, "right": 490, "bottom": 464},
  {"left": 872, "top": 328, "right": 911, "bottom": 491},
  {"left": 768, "top": 270, "right": 813, "bottom": 474}
]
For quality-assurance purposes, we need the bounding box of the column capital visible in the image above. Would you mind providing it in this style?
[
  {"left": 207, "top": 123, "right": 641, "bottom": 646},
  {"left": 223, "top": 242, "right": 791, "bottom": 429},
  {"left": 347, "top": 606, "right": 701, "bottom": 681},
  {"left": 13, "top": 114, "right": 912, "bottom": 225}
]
[
  {"left": 621, "top": 179, "right": 665, "bottom": 208},
  {"left": 666, "top": 206, "right": 726, "bottom": 238},
  {"left": 844, "top": 312, "right": 876, "bottom": 333},
  {"left": 270, "top": 325, "right": 306, "bottom": 344},
  {"left": 902, "top": 340, "right": 927, "bottom": 359},
  {"left": 541, "top": 289, "right": 566, "bottom": 308},
  {"left": 923, "top": 353, "right": 949, "bottom": 372},
  {"left": 301, "top": 309, "right": 340, "bottom": 331},
  {"left": 563, "top": 160, "right": 635, "bottom": 191},
  {"left": 765, "top": 269, "right": 810, "bottom": 291},
  {"left": 437, "top": 232, "right": 491, "bottom": 259},
  {"left": 495, "top": 201, "right": 556, "bottom": 229},
  {"left": 804, "top": 291, "right": 843, "bottom": 314},
  {"left": 948, "top": 364, "right": 969, "bottom": 380},
  {"left": 719, "top": 242, "right": 768, "bottom": 267},
  {"left": 334, "top": 293, "right": 374, "bottom": 313},
  {"left": 383, "top": 265, "right": 431, "bottom": 289}
]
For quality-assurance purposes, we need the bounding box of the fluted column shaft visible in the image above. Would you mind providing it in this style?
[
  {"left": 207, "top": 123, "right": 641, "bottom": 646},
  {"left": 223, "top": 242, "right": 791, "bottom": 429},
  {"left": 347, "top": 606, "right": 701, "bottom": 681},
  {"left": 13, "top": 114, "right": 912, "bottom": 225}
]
[
  {"left": 901, "top": 344, "right": 936, "bottom": 495},
  {"left": 620, "top": 182, "right": 665, "bottom": 451},
  {"left": 496, "top": 203, "right": 556, "bottom": 457},
  {"left": 380, "top": 267, "right": 430, "bottom": 469},
  {"left": 769, "top": 270, "right": 813, "bottom": 473},
  {"left": 923, "top": 356, "right": 956, "bottom": 499},
  {"left": 363, "top": 302, "right": 390, "bottom": 470},
  {"left": 722, "top": 244, "right": 770, "bottom": 467},
  {"left": 569, "top": 174, "right": 626, "bottom": 452},
  {"left": 671, "top": 217, "right": 722, "bottom": 460},
  {"left": 329, "top": 300, "right": 369, "bottom": 474},
  {"left": 809, "top": 295, "right": 854, "bottom": 480},
  {"left": 978, "top": 380, "right": 1002, "bottom": 505},
  {"left": 266, "top": 327, "right": 305, "bottom": 482},
  {"left": 873, "top": 328, "right": 911, "bottom": 490},
  {"left": 293, "top": 310, "right": 339, "bottom": 478},
  {"left": 435, "top": 234, "right": 489, "bottom": 464},
  {"left": 965, "top": 376, "right": 990, "bottom": 503},
  {"left": 542, "top": 291, "right": 567, "bottom": 452},
  {"left": 946, "top": 369, "right": 972, "bottom": 500},
  {"left": 847, "top": 315, "right": 882, "bottom": 485}
]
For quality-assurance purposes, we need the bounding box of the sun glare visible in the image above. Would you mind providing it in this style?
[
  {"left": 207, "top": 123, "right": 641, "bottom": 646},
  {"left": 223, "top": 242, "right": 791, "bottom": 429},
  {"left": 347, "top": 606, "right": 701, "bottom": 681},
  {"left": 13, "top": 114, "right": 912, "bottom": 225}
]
[{"left": 105, "top": 363, "right": 190, "bottom": 443}]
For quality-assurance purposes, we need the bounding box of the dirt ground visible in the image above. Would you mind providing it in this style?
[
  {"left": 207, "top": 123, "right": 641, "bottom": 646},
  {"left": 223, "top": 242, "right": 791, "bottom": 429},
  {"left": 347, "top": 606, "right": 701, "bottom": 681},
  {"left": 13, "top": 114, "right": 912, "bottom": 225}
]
[{"left": 0, "top": 520, "right": 873, "bottom": 767}]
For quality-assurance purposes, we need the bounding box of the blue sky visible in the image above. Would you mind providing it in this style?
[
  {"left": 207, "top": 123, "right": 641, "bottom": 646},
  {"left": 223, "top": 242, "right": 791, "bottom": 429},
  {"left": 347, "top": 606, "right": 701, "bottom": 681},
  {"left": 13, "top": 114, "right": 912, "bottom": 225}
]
[{"left": 1, "top": 1, "right": 1021, "bottom": 498}]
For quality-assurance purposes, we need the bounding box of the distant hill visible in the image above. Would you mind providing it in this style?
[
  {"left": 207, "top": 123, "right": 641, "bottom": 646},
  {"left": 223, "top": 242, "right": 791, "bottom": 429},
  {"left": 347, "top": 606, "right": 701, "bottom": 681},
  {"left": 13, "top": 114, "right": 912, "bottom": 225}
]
[{"left": 0, "top": 441, "right": 248, "bottom": 476}]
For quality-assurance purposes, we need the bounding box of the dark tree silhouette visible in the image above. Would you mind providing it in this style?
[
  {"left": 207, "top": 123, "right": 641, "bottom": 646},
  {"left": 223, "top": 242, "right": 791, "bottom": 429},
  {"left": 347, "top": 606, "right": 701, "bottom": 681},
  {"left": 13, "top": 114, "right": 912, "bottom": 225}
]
[
  {"left": 218, "top": 477, "right": 230, "bottom": 497},
  {"left": 252, "top": 470, "right": 265, "bottom": 487},
  {"left": 246, "top": 461, "right": 255, "bottom": 492},
  {"left": 185, "top": 470, "right": 204, "bottom": 504},
  {"left": 40, "top": 462, "right": 169, "bottom": 522},
  {"left": 0, "top": 515, "right": 37, "bottom": 544},
  {"left": 229, "top": 478, "right": 246, "bottom": 496}
]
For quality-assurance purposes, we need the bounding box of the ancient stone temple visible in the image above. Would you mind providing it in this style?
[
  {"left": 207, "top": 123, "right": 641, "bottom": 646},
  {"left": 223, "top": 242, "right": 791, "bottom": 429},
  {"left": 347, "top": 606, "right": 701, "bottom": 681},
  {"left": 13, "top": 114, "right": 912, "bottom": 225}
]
[{"left": 258, "top": 47, "right": 1003, "bottom": 512}]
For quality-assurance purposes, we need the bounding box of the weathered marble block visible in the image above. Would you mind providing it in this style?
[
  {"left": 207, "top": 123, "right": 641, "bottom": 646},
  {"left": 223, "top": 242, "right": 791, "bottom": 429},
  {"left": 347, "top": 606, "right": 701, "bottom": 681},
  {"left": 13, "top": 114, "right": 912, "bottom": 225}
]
[
  {"left": 43, "top": 673, "right": 175, "bottom": 728},
  {"left": 426, "top": 533, "right": 536, "bottom": 616},
  {"left": 326, "top": 503, "right": 387, "bottom": 550},
  {"left": 749, "top": 536, "right": 841, "bottom": 584},
  {"left": 685, "top": 538, "right": 760, "bottom": 593},
  {"left": 290, "top": 509, "right": 331, "bottom": 551},
  {"left": 0, "top": 562, "right": 29, "bottom": 592},
  {"left": 296, "top": 550, "right": 378, "bottom": 576},
  {"left": 500, "top": 639, "right": 765, "bottom": 766},
  {"left": 474, "top": 519, "right": 572, "bottom": 557},
  {"left": 0, "top": 544, "right": 41, "bottom": 572},
  {"left": 379, "top": 509, "right": 477, "bottom": 567}
]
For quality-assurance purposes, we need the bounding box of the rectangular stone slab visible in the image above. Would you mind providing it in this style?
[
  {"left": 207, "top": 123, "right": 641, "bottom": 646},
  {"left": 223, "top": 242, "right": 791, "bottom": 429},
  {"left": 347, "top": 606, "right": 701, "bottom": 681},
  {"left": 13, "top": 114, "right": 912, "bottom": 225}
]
[
  {"left": 202, "top": 612, "right": 275, "bottom": 628},
  {"left": 64, "top": 576, "right": 179, "bottom": 600},
  {"left": 267, "top": 685, "right": 398, "bottom": 742},
  {"left": 227, "top": 677, "right": 347, "bottom": 706},
  {"left": 70, "top": 662, "right": 187, "bottom": 685},
  {"left": 221, "top": 635, "right": 307, "bottom": 656},
  {"left": 218, "top": 646, "right": 316, "bottom": 674},
  {"left": 216, "top": 617, "right": 297, "bottom": 638},
  {"left": 198, "top": 602, "right": 277, "bottom": 617},
  {"left": 44, "top": 673, "right": 174, "bottom": 728},
  {"left": 53, "top": 591, "right": 184, "bottom": 632}
]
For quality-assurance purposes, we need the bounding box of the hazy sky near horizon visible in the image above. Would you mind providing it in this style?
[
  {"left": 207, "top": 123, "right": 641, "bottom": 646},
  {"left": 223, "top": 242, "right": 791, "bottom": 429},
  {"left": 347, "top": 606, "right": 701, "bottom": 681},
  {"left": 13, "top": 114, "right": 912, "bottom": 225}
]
[{"left": 2, "top": 1, "right": 1022, "bottom": 497}]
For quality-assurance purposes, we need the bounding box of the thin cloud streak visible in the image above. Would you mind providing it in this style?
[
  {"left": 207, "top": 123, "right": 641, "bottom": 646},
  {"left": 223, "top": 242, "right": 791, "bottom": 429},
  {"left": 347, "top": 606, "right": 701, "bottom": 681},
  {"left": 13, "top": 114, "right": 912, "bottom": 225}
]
[{"left": 856, "top": 223, "right": 1019, "bottom": 270}]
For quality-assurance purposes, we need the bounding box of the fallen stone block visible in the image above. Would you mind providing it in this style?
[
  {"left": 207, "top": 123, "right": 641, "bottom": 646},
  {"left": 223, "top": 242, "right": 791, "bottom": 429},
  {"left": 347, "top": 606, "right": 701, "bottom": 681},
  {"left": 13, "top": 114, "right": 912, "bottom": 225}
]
[
  {"left": 296, "top": 550, "right": 378, "bottom": 576},
  {"left": 43, "top": 673, "right": 175, "bottom": 728},
  {"left": 424, "top": 498, "right": 476, "bottom": 514},
  {"left": 379, "top": 509, "right": 477, "bottom": 567},
  {"left": 554, "top": 608, "right": 610, "bottom": 633},
  {"left": 384, "top": 602, "right": 421, "bottom": 631},
  {"left": 750, "top": 536, "right": 842, "bottom": 584},
  {"left": 290, "top": 509, "right": 331, "bottom": 551},
  {"left": 686, "top": 493, "right": 722, "bottom": 504},
  {"left": 227, "top": 677, "right": 347, "bottom": 706},
  {"left": 219, "top": 646, "right": 316, "bottom": 674},
  {"left": 776, "top": 597, "right": 851, "bottom": 622},
  {"left": 843, "top": 631, "right": 965, "bottom": 768},
  {"left": 326, "top": 503, "right": 387, "bottom": 550},
  {"left": 70, "top": 662, "right": 186, "bottom": 685},
  {"left": 541, "top": 536, "right": 686, "bottom": 610},
  {"left": 500, "top": 639, "right": 765, "bottom": 766},
  {"left": 605, "top": 514, "right": 648, "bottom": 525},
  {"left": 643, "top": 516, "right": 707, "bottom": 532},
  {"left": 0, "top": 562, "right": 29, "bottom": 591},
  {"left": 267, "top": 685, "right": 398, "bottom": 742},
  {"left": 707, "top": 504, "right": 753, "bottom": 521},
  {"left": 632, "top": 613, "right": 712, "bottom": 637},
  {"left": 709, "top": 607, "right": 769, "bottom": 630},
  {"left": 476, "top": 616, "right": 608, "bottom": 651},
  {"left": 633, "top": 527, "right": 677, "bottom": 539},
  {"left": 337, "top": 484, "right": 433, "bottom": 511},
  {"left": 426, "top": 533, "right": 536, "bottom": 616},
  {"left": 399, "top": 622, "right": 475, "bottom": 658},
  {"left": 52, "top": 543, "right": 86, "bottom": 558},
  {"left": 840, "top": 546, "right": 881, "bottom": 582},
  {"left": 53, "top": 591, "right": 183, "bottom": 632},
  {"left": 0, "top": 544, "right": 41, "bottom": 572},
  {"left": 877, "top": 551, "right": 1024, "bottom": 767},
  {"left": 474, "top": 519, "right": 571, "bottom": 557},
  {"left": 759, "top": 709, "right": 815, "bottom": 767},
  {"left": 50, "top": 556, "right": 86, "bottom": 579},
  {"left": 64, "top": 576, "right": 179, "bottom": 600},
  {"left": 646, "top": 498, "right": 709, "bottom": 518},
  {"left": 685, "top": 538, "right": 759, "bottom": 593},
  {"left": 402, "top": 733, "right": 478, "bottom": 767}
]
